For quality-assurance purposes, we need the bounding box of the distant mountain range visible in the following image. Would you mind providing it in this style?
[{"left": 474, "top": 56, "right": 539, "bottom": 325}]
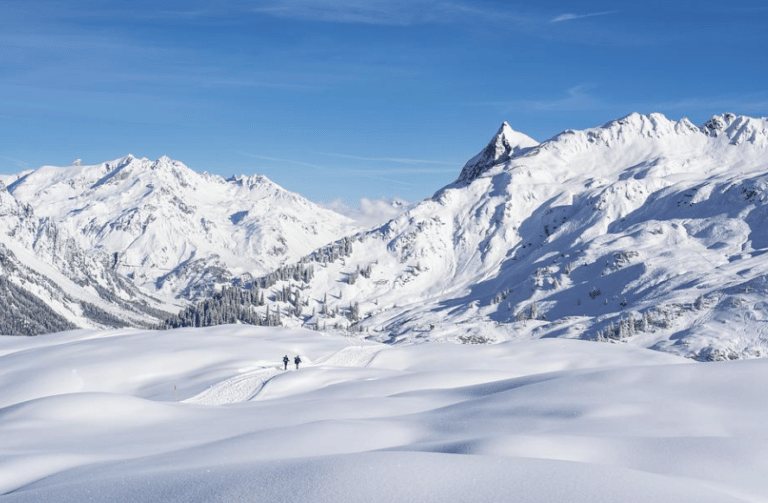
[
  {"left": 3, "top": 112, "right": 768, "bottom": 360},
  {"left": 0, "top": 156, "right": 359, "bottom": 331}
]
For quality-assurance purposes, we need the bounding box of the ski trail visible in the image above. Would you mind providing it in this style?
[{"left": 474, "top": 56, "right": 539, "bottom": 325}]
[
  {"left": 182, "top": 345, "right": 382, "bottom": 406},
  {"left": 315, "top": 345, "right": 383, "bottom": 368},
  {"left": 182, "top": 367, "right": 280, "bottom": 406}
]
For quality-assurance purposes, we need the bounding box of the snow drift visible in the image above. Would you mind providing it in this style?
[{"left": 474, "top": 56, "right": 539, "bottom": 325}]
[{"left": 1, "top": 325, "right": 767, "bottom": 502}]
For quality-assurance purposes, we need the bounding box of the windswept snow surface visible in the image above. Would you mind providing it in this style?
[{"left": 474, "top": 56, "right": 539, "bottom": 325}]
[{"left": 2, "top": 325, "right": 768, "bottom": 502}]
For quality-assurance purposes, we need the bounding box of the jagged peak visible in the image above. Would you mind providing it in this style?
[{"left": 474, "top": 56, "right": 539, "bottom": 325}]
[
  {"left": 81, "top": 155, "right": 195, "bottom": 191},
  {"left": 103, "top": 154, "right": 140, "bottom": 172},
  {"left": 227, "top": 172, "right": 277, "bottom": 189},
  {"left": 149, "top": 155, "right": 185, "bottom": 169},
  {"left": 455, "top": 122, "right": 539, "bottom": 184},
  {"left": 593, "top": 112, "right": 767, "bottom": 148},
  {"left": 0, "top": 179, "right": 31, "bottom": 218},
  {"left": 701, "top": 112, "right": 739, "bottom": 133},
  {"left": 599, "top": 112, "right": 699, "bottom": 137},
  {"left": 701, "top": 113, "right": 768, "bottom": 146},
  {"left": 539, "top": 112, "right": 707, "bottom": 157},
  {"left": 98, "top": 155, "right": 195, "bottom": 184}
]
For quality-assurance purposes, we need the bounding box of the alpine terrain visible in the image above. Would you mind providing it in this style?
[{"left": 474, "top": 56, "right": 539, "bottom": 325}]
[
  {"left": 4, "top": 112, "right": 768, "bottom": 362},
  {"left": 0, "top": 179, "right": 172, "bottom": 332},
  {"left": 169, "top": 112, "right": 768, "bottom": 361},
  {"left": 5, "top": 155, "right": 358, "bottom": 299},
  {"left": 4, "top": 112, "right": 768, "bottom": 502}
]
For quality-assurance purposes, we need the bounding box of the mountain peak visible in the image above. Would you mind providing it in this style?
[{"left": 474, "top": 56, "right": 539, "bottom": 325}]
[
  {"left": 600, "top": 112, "right": 700, "bottom": 137},
  {"left": 701, "top": 113, "right": 738, "bottom": 134},
  {"left": 701, "top": 113, "right": 768, "bottom": 146},
  {"left": 538, "top": 112, "right": 703, "bottom": 160},
  {"left": 455, "top": 122, "right": 539, "bottom": 184}
]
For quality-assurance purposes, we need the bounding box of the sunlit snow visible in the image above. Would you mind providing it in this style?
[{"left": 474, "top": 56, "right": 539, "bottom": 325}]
[{"left": 2, "top": 325, "right": 767, "bottom": 502}]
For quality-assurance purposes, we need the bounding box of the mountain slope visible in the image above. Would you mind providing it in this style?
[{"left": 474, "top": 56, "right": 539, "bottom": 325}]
[
  {"left": 8, "top": 156, "right": 357, "bottom": 301},
  {"left": 212, "top": 112, "right": 768, "bottom": 360},
  {"left": 0, "top": 182, "right": 172, "bottom": 333}
]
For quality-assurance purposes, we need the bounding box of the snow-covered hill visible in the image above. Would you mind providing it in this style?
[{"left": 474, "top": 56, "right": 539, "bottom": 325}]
[
  {"left": 2, "top": 326, "right": 767, "bottom": 502},
  {"left": 237, "top": 112, "right": 768, "bottom": 360},
  {"left": 8, "top": 156, "right": 357, "bottom": 300}
]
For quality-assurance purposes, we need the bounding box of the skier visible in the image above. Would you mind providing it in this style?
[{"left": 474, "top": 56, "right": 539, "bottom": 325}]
[
  {"left": 282, "top": 355, "right": 289, "bottom": 371},
  {"left": 294, "top": 355, "right": 301, "bottom": 369}
]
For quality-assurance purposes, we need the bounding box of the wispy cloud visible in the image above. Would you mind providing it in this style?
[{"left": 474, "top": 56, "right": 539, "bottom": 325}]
[
  {"left": 476, "top": 88, "right": 768, "bottom": 131},
  {"left": 486, "top": 85, "right": 606, "bottom": 113},
  {"left": 648, "top": 95, "right": 768, "bottom": 115},
  {"left": 251, "top": 0, "right": 533, "bottom": 26},
  {"left": 348, "top": 168, "right": 457, "bottom": 175},
  {"left": 253, "top": 0, "right": 418, "bottom": 25},
  {"left": 320, "top": 152, "right": 455, "bottom": 165},
  {"left": 4, "top": 0, "right": 531, "bottom": 29},
  {"left": 355, "top": 173, "right": 416, "bottom": 187},
  {"left": 236, "top": 152, "right": 331, "bottom": 172},
  {"left": 0, "top": 155, "right": 30, "bottom": 169},
  {"left": 236, "top": 151, "right": 458, "bottom": 178},
  {"left": 551, "top": 11, "right": 619, "bottom": 23},
  {"left": 322, "top": 196, "right": 411, "bottom": 227}
]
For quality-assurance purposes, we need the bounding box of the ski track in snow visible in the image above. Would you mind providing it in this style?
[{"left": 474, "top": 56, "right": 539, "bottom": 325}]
[
  {"left": 183, "top": 345, "right": 382, "bottom": 405},
  {"left": 182, "top": 367, "right": 280, "bottom": 406},
  {"left": 315, "top": 344, "right": 382, "bottom": 368}
]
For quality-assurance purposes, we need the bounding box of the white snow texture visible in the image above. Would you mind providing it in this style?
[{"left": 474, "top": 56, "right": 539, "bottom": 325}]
[
  {"left": 2, "top": 325, "right": 768, "bottom": 502},
  {"left": 4, "top": 112, "right": 768, "bottom": 500}
]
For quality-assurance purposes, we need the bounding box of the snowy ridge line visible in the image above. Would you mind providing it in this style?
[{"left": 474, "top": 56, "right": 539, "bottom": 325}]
[
  {"left": 181, "top": 111, "right": 768, "bottom": 360},
  {"left": 7, "top": 154, "right": 359, "bottom": 303},
  {"left": 5, "top": 111, "right": 768, "bottom": 362}
]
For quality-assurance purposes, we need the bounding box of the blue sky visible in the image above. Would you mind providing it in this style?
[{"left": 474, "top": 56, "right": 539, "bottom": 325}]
[{"left": 2, "top": 0, "right": 767, "bottom": 206}]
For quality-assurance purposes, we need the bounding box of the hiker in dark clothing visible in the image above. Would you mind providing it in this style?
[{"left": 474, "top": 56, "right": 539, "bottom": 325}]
[
  {"left": 294, "top": 355, "right": 301, "bottom": 369},
  {"left": 283, "top": 355, "right": 289, "bottom": 371}
]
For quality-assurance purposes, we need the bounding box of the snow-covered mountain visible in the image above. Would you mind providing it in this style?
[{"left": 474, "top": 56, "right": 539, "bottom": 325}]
[
  {"left": 0, "top": 181, "right": 172, "bottom": 333},
  {"left": 8, "top": 156, "right": 357, "bottom": 301},
  {"left": 8, "top": 114, "right": 768, "bottom": 501},
  {"left": 5, "top": 112, "right": 768, "bottom": 360},
  {"left": 227, "top": 112, "right": 768, "bottom": 360}
]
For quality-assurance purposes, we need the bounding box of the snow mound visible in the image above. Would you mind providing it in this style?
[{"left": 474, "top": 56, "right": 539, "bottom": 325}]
[{"left": 1, "top": 326, "right": 766, "bottom": 501}]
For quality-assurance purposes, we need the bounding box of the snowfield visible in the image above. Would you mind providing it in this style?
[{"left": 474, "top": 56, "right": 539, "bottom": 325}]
[{"left": 2, "top": 325, "right": 768, "bottom": 502}]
